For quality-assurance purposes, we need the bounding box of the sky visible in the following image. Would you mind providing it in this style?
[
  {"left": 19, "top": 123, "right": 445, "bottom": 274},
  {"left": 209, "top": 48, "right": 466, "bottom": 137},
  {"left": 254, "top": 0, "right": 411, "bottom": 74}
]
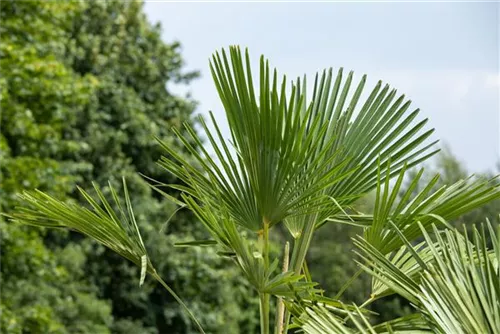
[{"left": 144, "top": 1, "right": 499, "bottom": 173}]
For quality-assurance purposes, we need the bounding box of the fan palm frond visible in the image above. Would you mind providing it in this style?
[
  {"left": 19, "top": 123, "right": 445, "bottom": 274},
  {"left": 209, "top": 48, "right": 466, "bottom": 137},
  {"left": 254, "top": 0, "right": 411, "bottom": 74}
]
[
  {"left": 10, "top": 179, "right": 151, "bottom": 279},
  {"left": 8, "top": 179, "right": 205, "bottom": 333},
  {"left": 157, "top": 47, "right": 356, "bottom": 233},
  {"left": 385, "top": 169, "right": 498, "bottom": 252},
  {"left": 356, "top": 221, "right": 500, "bottom": 333},
  {"left": 301, "top": 69, "right": 439, "bottom": 223},
  {"left": 333, "top": 162, "right": 500, "bottom": 254},
  {"left": 155, "top": 46, "right": 440, "bottom": 236},
  {"left": 297, "top": 305, "right": 430, "bottom": 334}
]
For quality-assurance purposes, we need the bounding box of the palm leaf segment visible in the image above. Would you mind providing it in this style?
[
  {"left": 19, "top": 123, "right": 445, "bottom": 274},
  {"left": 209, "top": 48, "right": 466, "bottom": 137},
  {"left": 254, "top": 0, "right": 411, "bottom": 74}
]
[{"left": 295, "top": 304, "right": 429, "bottom": 334}]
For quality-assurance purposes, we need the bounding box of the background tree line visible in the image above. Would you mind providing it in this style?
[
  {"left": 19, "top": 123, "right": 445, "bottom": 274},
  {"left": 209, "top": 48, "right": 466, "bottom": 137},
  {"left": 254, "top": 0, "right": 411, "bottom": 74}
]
[
  {"left": 1, "top": 1, "right": 257, "bottom": 333},
  {"left": 1, "top": 1, "right": 498, "bottom": 333}
]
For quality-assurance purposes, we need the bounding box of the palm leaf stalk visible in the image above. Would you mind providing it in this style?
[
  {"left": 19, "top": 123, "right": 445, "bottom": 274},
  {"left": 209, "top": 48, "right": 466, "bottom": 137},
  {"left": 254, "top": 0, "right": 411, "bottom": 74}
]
[{"left": 8, "top": 179, "right": 206, "bottom": 334}]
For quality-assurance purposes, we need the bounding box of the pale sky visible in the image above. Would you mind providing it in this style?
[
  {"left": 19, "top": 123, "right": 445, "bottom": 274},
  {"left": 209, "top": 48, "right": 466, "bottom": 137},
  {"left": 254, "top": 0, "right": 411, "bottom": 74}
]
[{"left": 145, "top": 1, "right": 499, "bottom": 173}]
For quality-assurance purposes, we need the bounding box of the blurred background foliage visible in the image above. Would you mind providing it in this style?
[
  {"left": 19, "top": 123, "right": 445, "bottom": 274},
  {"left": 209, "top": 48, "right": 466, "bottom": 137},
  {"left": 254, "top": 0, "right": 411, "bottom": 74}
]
[
  {"left": 0, "top": 1, "right": 257, "bottom": 333},
  {"left": 1, "top": 1, "right": 498, "bottom": 333}
]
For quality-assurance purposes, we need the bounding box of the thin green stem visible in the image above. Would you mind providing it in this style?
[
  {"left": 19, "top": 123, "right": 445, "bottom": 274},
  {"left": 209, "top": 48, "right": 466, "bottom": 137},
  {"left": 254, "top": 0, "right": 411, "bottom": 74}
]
[
  {"left": 263, "top": 218, "right": 270, "bottom": 267},
  {"left": 255, "top": 219, "right": 272, "bottom": 334},
  {"left": 151, "top": 271, "right": 206, "bottom": 334},
  {"left": 290, "top": 214, "right": 317, "bottom": 273},
  {"left": 260, "top": 292, "right": 270, "bottom": 334},
  {"left": 359, "top": 297, "right": 375, "bottom": 309},
  {"left": 259, "top": 218, "right": 271, "bottom": 334},
  {"left": 342, "top": 296, "right": 375, "bottom": 322}
]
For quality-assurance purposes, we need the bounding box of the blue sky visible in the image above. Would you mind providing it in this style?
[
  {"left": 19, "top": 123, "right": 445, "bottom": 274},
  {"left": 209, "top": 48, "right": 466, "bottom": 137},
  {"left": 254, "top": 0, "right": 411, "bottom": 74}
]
[{"left": 144, "top": 1, "right": 499, "bottom": 173}]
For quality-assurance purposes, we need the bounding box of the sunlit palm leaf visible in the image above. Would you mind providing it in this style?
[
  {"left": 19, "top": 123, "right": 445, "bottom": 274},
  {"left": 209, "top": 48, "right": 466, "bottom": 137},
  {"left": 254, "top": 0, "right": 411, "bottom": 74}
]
[
  {"left": 297, "top": 305, "right": 430, "bottom": 334},
  {"left": 356, "top": 221, "right": 500, "bottom": 333}
]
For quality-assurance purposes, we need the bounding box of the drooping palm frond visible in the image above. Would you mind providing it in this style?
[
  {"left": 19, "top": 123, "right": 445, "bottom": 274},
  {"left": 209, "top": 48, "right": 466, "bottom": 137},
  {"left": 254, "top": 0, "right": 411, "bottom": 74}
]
[
  {"left": 356, "top": 221, "right": 500, "bottom": 333},
  {"left": 10, "top": 179, "right": 151, "bottom": 281},
  {"left": 8, "top": 179, "right": 205, "bottom": 333}
]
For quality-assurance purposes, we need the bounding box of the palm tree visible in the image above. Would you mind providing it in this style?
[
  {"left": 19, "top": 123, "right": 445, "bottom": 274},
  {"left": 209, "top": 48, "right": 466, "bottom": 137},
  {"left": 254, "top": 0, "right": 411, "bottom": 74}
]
[{"left": 9, "top": 46, "right": 500, "bottom": 333}]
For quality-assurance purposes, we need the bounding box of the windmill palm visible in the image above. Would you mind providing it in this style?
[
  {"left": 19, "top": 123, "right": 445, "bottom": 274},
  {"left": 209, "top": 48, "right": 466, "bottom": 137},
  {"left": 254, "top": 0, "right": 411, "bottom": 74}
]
[
  {"left": 10, "top": 46, "right": 500, "bottom": 334},
  {"left": 152, "top": 46, "right": 444, "bottom": 333},
  {"left": 152, "top": 46, "right": 500, "bottom": 332}
]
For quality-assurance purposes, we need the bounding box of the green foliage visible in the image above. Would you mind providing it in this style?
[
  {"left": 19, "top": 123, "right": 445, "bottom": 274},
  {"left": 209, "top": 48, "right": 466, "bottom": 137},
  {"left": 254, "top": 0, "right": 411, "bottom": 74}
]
[
  {"left": 352, "top": 222, "right": 500, "bottom": 333},
  {"left": 0, "top": 220, "right": 113, "bottom": 334},
  {"left": 1, "top": 1, "right": 257, "bottom": 333},
  {"left": 134, "top": 45, "right": 500, "bottom": 333},
  {"left": 0, "top": 1, "right": 95, "bottom": 208},
  {"left": 3, "top": 0, "right": 500, "bottom": 332}
]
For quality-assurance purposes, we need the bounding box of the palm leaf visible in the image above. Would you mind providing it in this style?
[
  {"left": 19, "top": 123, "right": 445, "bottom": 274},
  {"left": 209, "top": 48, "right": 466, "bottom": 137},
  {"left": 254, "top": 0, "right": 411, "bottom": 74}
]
[
  {"left": 155, "top": 46, "right": 439, "bottom": 236},
  {"left": 8, "top": 179, "right": 205, "bottom": 333},
  {"left": 156, "top": 47, "right": 357, "bottom": 233},
  {"left": 10, "top": 179, "right": 150, "bottom": 278},
  {"left": 298, "top": 305, "right": 430, "bottom": 334},
  {"left": 304, "top": 68, "right": 440, "bottom": 223},
  {"left": 356, "top": 221, "right": 500, "bottom": 333},
  {"left": 418, "top": 223, "right": 500, "bottom": 333},
  {"left": 344, "top": 162, "right": 500, "bottom": 254}
]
